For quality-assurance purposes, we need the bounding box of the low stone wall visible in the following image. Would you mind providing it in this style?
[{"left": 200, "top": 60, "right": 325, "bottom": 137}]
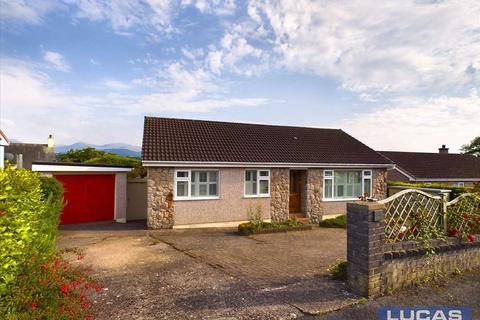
[
  {"left": 383, "top": 238, "right": 480, "bottom": 291},
  {"left": 347, "top": 202, "right": 480, "bottom": 297}
]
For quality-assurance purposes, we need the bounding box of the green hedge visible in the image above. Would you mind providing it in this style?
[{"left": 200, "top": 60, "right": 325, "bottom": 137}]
[
  {"left": 387, "top": 181, "right": 467, "bottom": 199},
  {"left": 0, "top": 167, "right": 63, "bottom": 301},
  {"left": 319, "top": 215, "right": 347, "bottom": 228}
]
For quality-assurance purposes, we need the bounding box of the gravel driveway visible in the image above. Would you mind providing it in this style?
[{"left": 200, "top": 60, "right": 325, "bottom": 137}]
[{"left": 57, "top": 222, "right": 480, "bottom": 320}]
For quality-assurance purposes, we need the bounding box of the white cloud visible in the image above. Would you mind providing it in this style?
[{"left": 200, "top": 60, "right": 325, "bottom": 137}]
[
  {"left": 187, "top": 0, "right": 236, "bottom": 16},
  {"left": 130, "top": 62, "right": 268, "bottom": 112},
  {"left": 104, "top": 79, "right": 130, "bottom": 91},
  {"left": 250, "top": 0, "right": 480, "bottom": 95},
  {"left": 341, "top": 90, "right": 480, "bottom": 153},
  {"left": 204, "top": 26, "right": 271, "bottom": 76},
  {"left": 0, "top": 0, "right": 58, "bottom": 24},
  {"left": 66, "top": 0, "right": 174, "bottom": 34},
  {"left": 0, "top": 58, "right": 268, "bottom": 144},
  {"left": 43, "top": 51, "right": 71, "bottom": 72}
]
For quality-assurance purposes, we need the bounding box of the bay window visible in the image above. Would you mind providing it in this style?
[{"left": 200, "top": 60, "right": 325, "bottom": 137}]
[
  {"left": 323, "top": 170, "right": 372, "bottom": 200},
  {"left": 175, "top": 169, "right": 219, "bottom": 199},
  {"left": 245, "top": 169, "right": 270, "bottom": 197}
]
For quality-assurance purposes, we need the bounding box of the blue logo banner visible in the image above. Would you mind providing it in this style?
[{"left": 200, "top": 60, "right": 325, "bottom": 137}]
[{"left": 378, "top": 306, "right": 472, "bottom": 320}]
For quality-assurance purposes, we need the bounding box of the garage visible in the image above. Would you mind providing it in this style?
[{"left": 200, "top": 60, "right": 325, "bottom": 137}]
[{"left": 32, "top": 162, "right": 131, "bottom": 224}]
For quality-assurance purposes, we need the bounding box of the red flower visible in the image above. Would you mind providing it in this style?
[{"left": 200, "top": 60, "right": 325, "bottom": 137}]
[
  {"left": 54, "top": 259, "right": 60, "bottom": 268},
  {"left": 69, "top": 309, "right": 75, "bottom": 315},
  {"left": 71, "top": 280, "right": 81, "bottom": 289},
  {"left": 31, "top": 302, "right": 37, "bottom": 310},
  {"left": 60, "top": 283, "right": 69, "bottom": 297},
  {"left": 398, "top": 232, "right": 405, "bottom": 240},
  {"left": 77, "top": 255, "right": 85, "bottom": 261},
  {"left": 448, "top": 228, "right": 459, "bottom": 237},
  {"left": 82, "top": 302, "right": 89, "bottom": 310},
  {"left": 463, "top": 214, "right": 470, "bottom": 221},
  {"left": 95, "top": 286, "right": 102, "bottom": 293},
  {"left": 59, "top": 306, "right": 65, "bottom": 313},
  {"left": 467, "top": 234, "right": 476, "bottom": 242}
]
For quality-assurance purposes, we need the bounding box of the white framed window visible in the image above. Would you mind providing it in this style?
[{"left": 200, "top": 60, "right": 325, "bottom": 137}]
[
  {"left": 174, "top": 169, "right": 219, "bottom": 200},
  {"left": 245, "top": 169, "right": 270, "bottom": 197},
  {"left": 323, "top": 170, "right": 372, "bottom": 200},
  {"left": 362, "top": 170, "right": 372, "bottom": 197}
]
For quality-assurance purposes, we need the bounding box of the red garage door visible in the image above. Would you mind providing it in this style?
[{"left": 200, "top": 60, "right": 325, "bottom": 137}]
[{"left": 55, "top": 174, "right": 115, "bottom": 224}]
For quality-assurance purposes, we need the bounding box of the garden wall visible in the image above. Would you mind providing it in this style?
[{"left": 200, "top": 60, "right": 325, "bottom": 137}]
[
  {"left": 346, "top": 202, "right": 480, "bottom": 297},
  {"left": 383, "top": 239, "right": 480, "bottom": 292}
]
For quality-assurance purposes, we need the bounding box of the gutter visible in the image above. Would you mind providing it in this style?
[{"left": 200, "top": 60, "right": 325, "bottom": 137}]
[{"left": 141, "top": 160, "right": 394, "bottom": 169}]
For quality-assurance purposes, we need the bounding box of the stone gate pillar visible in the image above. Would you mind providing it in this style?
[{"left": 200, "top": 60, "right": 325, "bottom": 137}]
[{"left": 346, "top": 202, "right": 385, "bottom": 297}]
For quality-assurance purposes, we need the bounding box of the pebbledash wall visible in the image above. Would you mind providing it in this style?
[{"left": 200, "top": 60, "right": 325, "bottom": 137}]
[
  {"left": 347, "top": 202, "right": 480, "bottom": 297},
  {"left": 147, "top": 167, "right": 387, "bottom": 229}
]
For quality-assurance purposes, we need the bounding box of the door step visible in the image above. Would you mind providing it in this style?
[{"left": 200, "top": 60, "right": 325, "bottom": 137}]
[{"left": 289, "top": 213, "right": 311, "bottom": 225}]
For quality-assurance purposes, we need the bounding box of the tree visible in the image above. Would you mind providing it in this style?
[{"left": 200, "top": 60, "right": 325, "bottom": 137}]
[
  {"left": 58, "top": 147, "right": 105, "bottom": 162},
  {"left": 460, "top": 137, "right": 480, "bottom": 157},
  {"left": 57, "top": 147, "right": 146, "bottom": 178}
]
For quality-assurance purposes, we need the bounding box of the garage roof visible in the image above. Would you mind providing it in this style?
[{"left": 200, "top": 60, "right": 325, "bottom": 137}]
[{"left": 32, "top": 161, "right": 132, "bottom": 172}]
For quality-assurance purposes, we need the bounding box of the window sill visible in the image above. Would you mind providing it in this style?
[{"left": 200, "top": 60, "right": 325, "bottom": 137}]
[
  {"left": 243, "top": 194, "right": 270, "bottom": 199},
  {"left": 174, "top": 196, "right": 220, "bottom": 201},
  {"left": 322, "top": 198, "right": 361, "bottom": 202}
]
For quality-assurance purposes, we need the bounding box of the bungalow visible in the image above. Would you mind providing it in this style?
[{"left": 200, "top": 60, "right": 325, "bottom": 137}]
[
  {"left": 378, "top": 146, "right": 480, "bottom": 188},
  {"left": 142, "top": 117, "right": 392, "bottom": 229}
]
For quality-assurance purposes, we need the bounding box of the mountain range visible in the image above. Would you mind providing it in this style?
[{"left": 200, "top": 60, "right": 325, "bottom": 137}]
[{"left": 56, "top": 142, "right": 141, "bottom": 158}]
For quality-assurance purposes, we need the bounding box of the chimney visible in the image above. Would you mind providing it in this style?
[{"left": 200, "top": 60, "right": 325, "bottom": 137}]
[
  {"left": 439, "top": 144, "right": 449, "bottom": 154},
  {"left": 47, "top": 134, "right": 55, "bottom": 148}
]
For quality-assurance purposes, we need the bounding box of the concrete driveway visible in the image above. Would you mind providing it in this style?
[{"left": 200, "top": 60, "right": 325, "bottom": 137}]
[
  {"left": 58, "top": 223, "right": 357, "bottom": 319},
  {"left": 57, "top": 222, "right": 480, "bottom": 319},
  {"left": 150, "top": 227, "right": 347, "bottom": 287}
]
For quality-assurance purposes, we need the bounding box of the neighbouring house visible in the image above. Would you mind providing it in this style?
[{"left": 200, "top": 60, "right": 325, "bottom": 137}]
[
  {"left": 142, "top": 117, "right": 392, "bottom": 229},
  {"left": 0, "top": 130, "right": 10, "bottom": 169},
  {"left": 379, "top": 146, "right": 480, "bottom": 188},
  {"left": 4, "top": 134, "right": 56, "bottom": 170}
]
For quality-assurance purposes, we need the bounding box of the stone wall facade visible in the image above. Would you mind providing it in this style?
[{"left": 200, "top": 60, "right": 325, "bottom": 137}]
[
  {"left": 306, "top": 169, "right": 323, "bottom": 223},
  {"left": 147, "top": 167, "right": 175, "bottom": 229},
  {"left": 270, "top": 168, "right": 289, "bottom": 223},
  {"left": 347, "top": 202, "right": 480, "bottom": 297},
  {"left": 372, "top": 169, "right": 387, "bottom": 200}
]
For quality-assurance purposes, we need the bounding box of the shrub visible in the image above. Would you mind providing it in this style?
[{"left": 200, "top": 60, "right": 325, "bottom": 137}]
[
  {"left": 0, "top": 167, "right": 54, "bottom": 295},
  {"left": 328, "top": 260, "right": 347, "bottom": 280},
  {"left": 4, "top": 254, "right": 100, "bottom": 320},
  {"left": 0, "top": 166, "right": 99, "bottom": 318},
  {"left": 238, "top": 219, "right": 303, "bottom": 235},
  {"left": 40, "top": 176, "right": 64, "bottom": 205},
  {"left": 319, "top": 215, "right": 346, "bottom": 228},
  {"left": 387, "top": 181, "right": 467, "bottom": 199}
]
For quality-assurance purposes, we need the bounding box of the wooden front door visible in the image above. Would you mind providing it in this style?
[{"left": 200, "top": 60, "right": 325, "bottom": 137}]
[{"left": 289, "top": 170, "right": 302, "bottom": 213}]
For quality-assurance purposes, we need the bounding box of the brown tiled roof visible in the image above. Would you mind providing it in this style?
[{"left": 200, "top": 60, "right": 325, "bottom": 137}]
[
  {"left": 142, "top": 117, "right": 391, "bottom": 165},
  {"left": 379, "top": 151, "right": 480, "bottom": 179}
]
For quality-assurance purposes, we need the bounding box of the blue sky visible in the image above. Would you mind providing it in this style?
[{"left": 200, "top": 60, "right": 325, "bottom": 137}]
[{"left": 1, "top": 0, "right": 479, "bottom": 152}]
